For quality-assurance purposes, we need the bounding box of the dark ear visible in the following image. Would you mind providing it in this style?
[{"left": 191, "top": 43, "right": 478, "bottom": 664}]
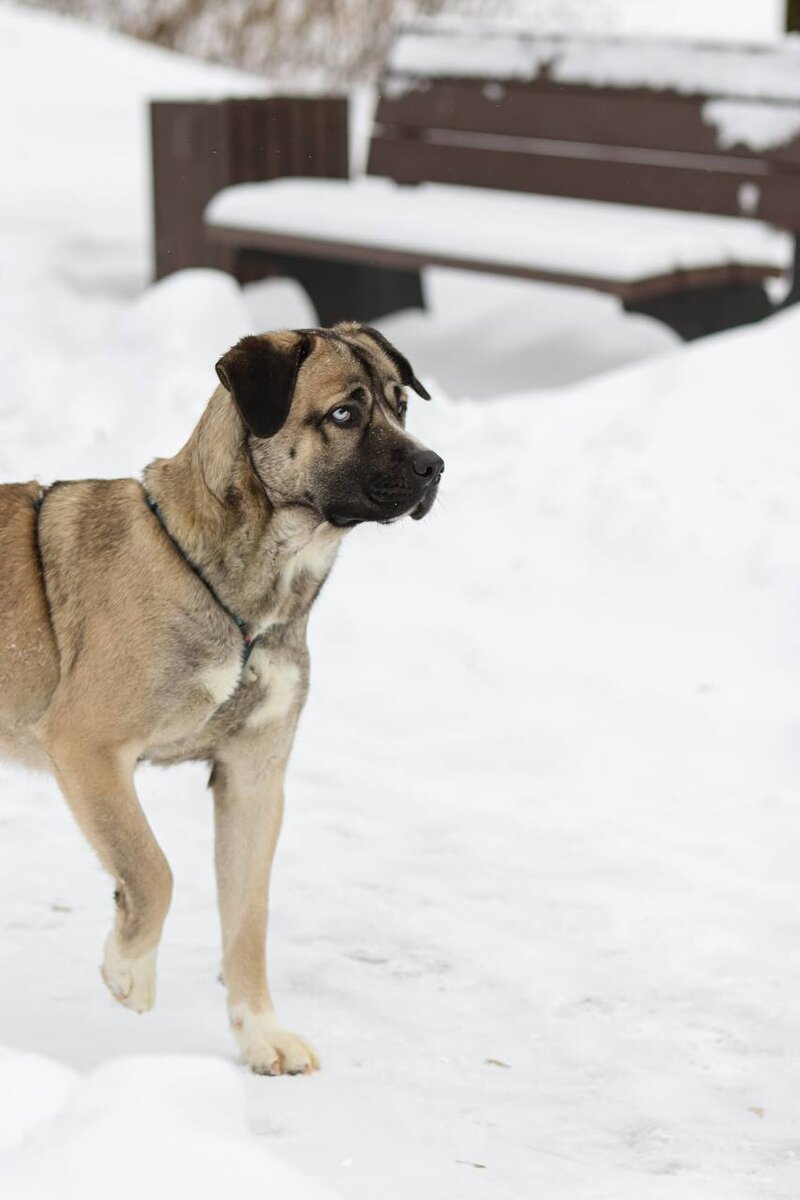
[
  {"left": 358, "top": 326, "right": 431, "bottom": 400},
  {"left": 215, "top": 332, "right": 311, "bottom": 438}
]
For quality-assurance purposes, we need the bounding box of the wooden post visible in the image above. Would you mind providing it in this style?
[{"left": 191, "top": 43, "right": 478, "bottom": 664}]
[{"left": 150, "top": 96, "right": 349, "bottom": 283}]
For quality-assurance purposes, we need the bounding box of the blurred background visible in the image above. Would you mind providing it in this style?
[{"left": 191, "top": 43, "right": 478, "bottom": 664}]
[{"left": 11, "top": 0, "right": 793, "bottom": 81}]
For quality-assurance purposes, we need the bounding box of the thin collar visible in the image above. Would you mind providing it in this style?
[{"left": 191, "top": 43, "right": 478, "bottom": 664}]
[{"left": 144, "top": 491, "right": 259, "bottom": 665}]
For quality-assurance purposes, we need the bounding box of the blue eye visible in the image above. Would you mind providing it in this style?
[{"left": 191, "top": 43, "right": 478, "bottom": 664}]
[
  {"left": 330, "top": 406, "right": 354, "bottom": 425},
  {"left": 393, "top": 385, "right": 407, "bottom": 420}
]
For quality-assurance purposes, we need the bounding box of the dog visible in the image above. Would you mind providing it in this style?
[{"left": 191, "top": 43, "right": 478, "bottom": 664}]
[{"left": 0, "top": 322, "right": 443, "bottom": 1074}]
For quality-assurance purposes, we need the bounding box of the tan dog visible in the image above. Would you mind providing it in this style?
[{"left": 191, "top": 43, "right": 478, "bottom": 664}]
[{"left": 0, "top": 322, "right": 443, "bottom": 1074}]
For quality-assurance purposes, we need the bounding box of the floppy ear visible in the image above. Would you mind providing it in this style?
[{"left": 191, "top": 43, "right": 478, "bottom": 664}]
[
  {"left": 357, "top": 326, "right": 431, "bottom": 400},
  {"left": 215, "top": 332, "right": 311, "bottom": 438}
]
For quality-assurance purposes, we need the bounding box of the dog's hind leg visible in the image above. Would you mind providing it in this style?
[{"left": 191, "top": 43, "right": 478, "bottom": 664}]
[
  {"left": 46, "top": 740, "right": 173, "bottom": 1013},
  {"left": 211, "top": 736, "right": 319, "bottom": 1075}
]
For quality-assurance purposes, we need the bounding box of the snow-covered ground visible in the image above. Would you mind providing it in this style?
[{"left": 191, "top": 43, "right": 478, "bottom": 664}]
[{"left": 2, "top": 5, "right": 800, "bottom": 1198}]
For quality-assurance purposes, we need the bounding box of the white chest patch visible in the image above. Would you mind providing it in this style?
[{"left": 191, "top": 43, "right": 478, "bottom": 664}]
[
  {"left": 245, "top": 652, "right": 303, "bottom": 729},
  {"left": 290, "top": 525, "right": 342, "bottom": 581},
  {"left": 202, "top": 654, "right": 243, "bottom": 708},
  {"left": 251, "top": 523, "right": 343, "bottom": 637}
]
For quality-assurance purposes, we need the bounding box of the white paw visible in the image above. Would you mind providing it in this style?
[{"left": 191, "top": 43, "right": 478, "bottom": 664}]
[
  {"left": 229, "top": 1004, "right": 320, "bottom": 1075},
  {"left": 101, "top": 935, "right": 158, "bottom": 1013}
]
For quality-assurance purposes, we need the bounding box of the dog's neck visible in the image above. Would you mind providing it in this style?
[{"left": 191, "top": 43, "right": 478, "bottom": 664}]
[{"left": 143, "top": 388, "right": 343, "bottom": 632}]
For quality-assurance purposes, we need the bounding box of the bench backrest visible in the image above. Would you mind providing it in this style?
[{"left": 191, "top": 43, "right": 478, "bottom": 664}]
[
  {"left": 367, "top": 22, "right": 800, "bottom": 230},
  {"left": 151, "top": 96, "right": 348, "bottom": 281}
]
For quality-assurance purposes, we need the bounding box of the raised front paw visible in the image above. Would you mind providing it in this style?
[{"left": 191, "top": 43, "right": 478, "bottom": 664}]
[
  {"left": 101, "top": 933, "right": 158, "bottom": 1013},
  {"left": 229, "top": 1005, "right": 320, "bottom": 1075}
]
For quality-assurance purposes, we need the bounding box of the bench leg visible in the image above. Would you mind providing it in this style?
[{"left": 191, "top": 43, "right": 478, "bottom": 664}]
[
  {"left": 236, "top": 249, "right": 425, "bottom": 326},
  {"left": 780, "top": 235, "right": 800, "bottom": 310},
  {"left": 623, "top": 282, "right": 773, "bottom": 341}
]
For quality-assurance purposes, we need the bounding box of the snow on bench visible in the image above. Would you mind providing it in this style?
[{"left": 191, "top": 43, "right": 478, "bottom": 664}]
[
  {"left": 206, "top": 177, "right": 791, "bottom": 299},
  {"left": 390, "top": 19, "right": 800, "bottom": 108},
  {"left": 389, "top": 20, "right": 800, "bottom": 155}
]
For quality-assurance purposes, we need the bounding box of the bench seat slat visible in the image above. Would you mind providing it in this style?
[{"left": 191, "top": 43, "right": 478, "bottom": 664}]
[{"left": 205, "top": 177, "right": 789, "bottom": 302}]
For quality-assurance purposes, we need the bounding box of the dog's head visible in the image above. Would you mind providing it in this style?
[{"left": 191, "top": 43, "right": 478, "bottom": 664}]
[{"left": 215, "top": 323, "right": 443, "bottom": 527}]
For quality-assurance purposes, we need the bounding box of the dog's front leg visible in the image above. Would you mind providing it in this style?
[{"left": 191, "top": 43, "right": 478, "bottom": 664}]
[
  {"left": 212, "top": 733, "right": 319, "bottom": 1075},
  {"left": 46, "top": 740, "right": 173, "bottom": 1013}
]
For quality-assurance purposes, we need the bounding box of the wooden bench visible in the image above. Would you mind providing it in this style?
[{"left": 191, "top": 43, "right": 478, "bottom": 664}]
[{"left": 203, "top": 22, "right": 800, "bottom": 339}]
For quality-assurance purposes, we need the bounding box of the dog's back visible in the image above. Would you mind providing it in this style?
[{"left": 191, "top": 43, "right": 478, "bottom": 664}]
[{"left": 0, "top": 483, "right": 59, "bottom": 763}]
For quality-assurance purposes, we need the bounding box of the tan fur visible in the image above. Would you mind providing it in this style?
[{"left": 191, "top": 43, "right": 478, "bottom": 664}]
[{"left": 0, "top": 325, "right": 441, "bottom": 1074}]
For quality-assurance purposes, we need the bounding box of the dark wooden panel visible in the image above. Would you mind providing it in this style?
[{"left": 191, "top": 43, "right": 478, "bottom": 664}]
[
  {"left": 151, "top": 101, "right": 235, "bottom": 280},
  {"left": 236, "top": 249, "right": 424, "bottom": 325},
  {"left": 376, "top": 79, "right": 800, "bottom": 167},
  {"left": 367, "top": 134, "right": 800, "bottom": 228},
  {"left": 206, "top": 222, "right": 781, "bottom": 302},
  {"left": 150, "top": 97, "right": 349, "bottom": 283},
  {"left": 377, "top": 83, "right": 718, "bottom": 157},
  {"left": 758, "top": 172, "right": 800, "bottom": 227}
]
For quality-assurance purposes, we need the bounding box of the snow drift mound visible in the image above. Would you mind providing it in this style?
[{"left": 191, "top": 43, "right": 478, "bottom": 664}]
[
  {"left": 0, "top": 1052, "right": 338, "bottom": 1200},
  {"left": 412, "top": 300, "right": 800, "bottom": 572}
]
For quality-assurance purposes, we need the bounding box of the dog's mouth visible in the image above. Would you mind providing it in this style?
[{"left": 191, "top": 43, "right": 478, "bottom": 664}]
[
  {"left": 324, "top": 459, "right": 443, "bottom": 529},
  {"left": 367, "top": 482, "right": 439, "bottom": 525},
  {"left": 326, "top": 512, "right": 364, "bottom": 529},
  {"left": 327, "top": 483, "right": 440, "bottom": 529},
  {"left": 409, "top": 480, "right": 440, "bottom": 521}
]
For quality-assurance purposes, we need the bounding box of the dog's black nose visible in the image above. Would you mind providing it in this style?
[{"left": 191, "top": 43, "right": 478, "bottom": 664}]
[{"left": 412, "top": 450, "right": 444, "bottom": 481}]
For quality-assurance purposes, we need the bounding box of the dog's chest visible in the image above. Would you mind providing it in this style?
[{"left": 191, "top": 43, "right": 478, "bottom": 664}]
[
  {"left": 238, "top": 647, "right": 304, "bottom": 729},
  {"left": 149, "top": 639, "right": 307, "bottom": 766},
  {"left": 200, "top": 530, "right": 339, "bottom": 729},
  {"left": 254, "top": 522, "right": 342, "bottom": 634},
  {"left": 149, "top": 525, "right": 338, "bottom": 762}
]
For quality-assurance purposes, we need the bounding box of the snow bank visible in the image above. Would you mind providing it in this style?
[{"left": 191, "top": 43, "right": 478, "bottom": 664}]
[
  {"left": 0, "top": 1052, "right": 337, "bottom": 1200},
  {"left": 469, "top": 302, "right": 800, "bottom": 567},
  {"left": 0, "top": 1049, "right": 79, "bottom": 1155},
  {"left": 0, "top": 4, "right": 266, "bottom": 241},
  {"left": 0, "top": 267, "right": 258, "bottom": 484}
]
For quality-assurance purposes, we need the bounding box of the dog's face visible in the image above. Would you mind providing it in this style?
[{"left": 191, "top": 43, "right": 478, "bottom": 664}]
[{"left": 216, "top": 323, "right": 444, "bottom": 527}]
